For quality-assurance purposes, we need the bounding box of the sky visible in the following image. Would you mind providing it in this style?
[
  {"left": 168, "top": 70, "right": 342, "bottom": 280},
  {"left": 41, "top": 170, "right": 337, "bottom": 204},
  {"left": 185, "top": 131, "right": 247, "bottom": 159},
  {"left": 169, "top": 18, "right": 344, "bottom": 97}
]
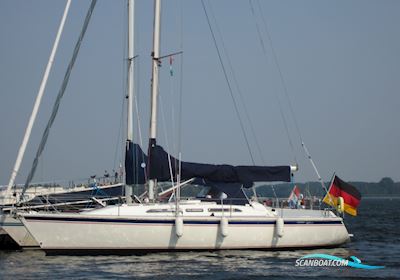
[{"left": 0, "top": 0, "right": 399, "bottom": 187}]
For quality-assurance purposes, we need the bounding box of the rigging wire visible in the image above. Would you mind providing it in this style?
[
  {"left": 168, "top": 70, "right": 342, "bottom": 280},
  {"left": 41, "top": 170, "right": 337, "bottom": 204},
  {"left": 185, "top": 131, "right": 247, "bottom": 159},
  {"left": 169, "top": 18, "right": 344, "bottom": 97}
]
[
  {"left": 270, "top": 184, "right": 279, "bottom": 205},
  {"left": 159, "top": 94, "right": 176, "bottom": 187},
  {"left": 22, "top": 0, "right": 98, "bottom": 197},
  {"left": 113, "top": 89, "right": 125, "bottom": 170},
  {"left": 169, "top": 56, "right": 177, "bottom": 157},
  {"left": 113, "top": 1, "right": 128, "bottom": 171},
  {"left": 207, "top": 1, "right": 265, "bottom": 165},
  {"left": 177, "top": 0, "right": 184, "bottom": 159},
  {"left": 172, "top": 0, "right": 185, "bottom": 203},
  {"left": 133, "top": 57, "right": 147, "bottom": 182},
  {"left": 249, "top": 0, "right": 298, "bottom": 166},
  {"left": 168, "top": 53, "right": 180, "bottom": 194},
  {"left": 155, "top": 8, "right": 185, "bottom": 186},
  {"left": 254, "top": 0, "right": 332, "bottom": 199},
  {"left": 255, "top": 0, "right": 304, "bottom": 144},
  {"left": 201, "top": 0, "right": 255, "bottom": 165}
]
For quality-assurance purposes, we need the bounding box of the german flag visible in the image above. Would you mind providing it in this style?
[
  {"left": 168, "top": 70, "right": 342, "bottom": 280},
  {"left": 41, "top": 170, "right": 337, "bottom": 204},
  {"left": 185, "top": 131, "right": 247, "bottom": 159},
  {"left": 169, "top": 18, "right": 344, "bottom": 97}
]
[{"left": 323, "top": 175, "right": 361, "bottom": 216}]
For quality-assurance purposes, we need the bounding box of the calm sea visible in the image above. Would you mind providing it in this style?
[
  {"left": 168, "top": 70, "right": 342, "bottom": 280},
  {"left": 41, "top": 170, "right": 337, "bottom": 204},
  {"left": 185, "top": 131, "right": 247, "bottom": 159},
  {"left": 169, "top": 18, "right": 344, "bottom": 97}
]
[{"left": 0, "top": 198, "right": 399, "bottom": 279}]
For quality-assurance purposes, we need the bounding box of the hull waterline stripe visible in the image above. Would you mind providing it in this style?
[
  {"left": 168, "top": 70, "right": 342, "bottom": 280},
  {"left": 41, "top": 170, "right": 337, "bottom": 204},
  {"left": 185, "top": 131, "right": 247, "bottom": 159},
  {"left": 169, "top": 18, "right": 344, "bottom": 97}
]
[{"left": 24, "top": 216, "right": 343, "bottom": 225}]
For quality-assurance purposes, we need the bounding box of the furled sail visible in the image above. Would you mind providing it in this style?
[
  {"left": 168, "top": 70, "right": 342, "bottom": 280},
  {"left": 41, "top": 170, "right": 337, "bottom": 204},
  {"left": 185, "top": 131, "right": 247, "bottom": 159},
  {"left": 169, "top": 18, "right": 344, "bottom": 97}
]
[
  {"left": 125, "top": 141, "right": 147, "bottom": 185},
  {"left": 126, "top": 142, "right": 291, "bottom": 187}
]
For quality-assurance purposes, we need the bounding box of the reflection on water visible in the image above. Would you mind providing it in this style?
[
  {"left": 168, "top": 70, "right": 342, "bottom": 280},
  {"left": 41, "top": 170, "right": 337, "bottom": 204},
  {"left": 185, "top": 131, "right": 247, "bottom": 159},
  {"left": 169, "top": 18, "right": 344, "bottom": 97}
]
[{"left": 0, "top": 199, "right": 399, "bottom": 279}]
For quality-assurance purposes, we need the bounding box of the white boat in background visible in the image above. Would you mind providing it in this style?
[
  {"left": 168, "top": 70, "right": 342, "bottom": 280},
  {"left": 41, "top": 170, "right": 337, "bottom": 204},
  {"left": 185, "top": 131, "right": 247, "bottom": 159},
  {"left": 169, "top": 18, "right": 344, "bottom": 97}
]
[
  {"left": 0, "top": 181, "right": 123, "bottom": 249},
  {"left": 0, "top": 181, "right": 123, "bottom": 206},
  {"left": 18, "top": 0, "right": 351, "bottom": 254},
  {"left": 1, "top": 215, "right": 38, "bottom": 248},
  {"left": 0, "top": 0, "right": 124, "bottom": 248},
  {"left": 0, "top": 0, "right": 122, "bottom": 210}
]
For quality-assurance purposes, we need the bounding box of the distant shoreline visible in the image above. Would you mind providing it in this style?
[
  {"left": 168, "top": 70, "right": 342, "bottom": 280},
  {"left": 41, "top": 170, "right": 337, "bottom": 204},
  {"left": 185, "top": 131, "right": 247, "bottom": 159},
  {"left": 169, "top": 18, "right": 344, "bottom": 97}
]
[{"left": 361, "top": 196, "right": 400, "bottom": 199}]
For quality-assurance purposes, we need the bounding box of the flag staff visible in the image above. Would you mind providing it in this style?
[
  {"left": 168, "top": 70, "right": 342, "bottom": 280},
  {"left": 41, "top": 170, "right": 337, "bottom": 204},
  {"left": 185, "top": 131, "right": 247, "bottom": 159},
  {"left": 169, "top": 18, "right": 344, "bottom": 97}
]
[{"left": 301, "top": 141, "right": 335, "bottom": 206}]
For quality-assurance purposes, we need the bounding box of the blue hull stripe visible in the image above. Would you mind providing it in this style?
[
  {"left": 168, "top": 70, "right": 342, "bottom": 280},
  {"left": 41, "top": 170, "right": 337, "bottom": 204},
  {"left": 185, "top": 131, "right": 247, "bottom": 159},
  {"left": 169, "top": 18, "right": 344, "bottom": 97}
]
[{"left": 24, "top": 216, "right": 342, "bottom": 225}]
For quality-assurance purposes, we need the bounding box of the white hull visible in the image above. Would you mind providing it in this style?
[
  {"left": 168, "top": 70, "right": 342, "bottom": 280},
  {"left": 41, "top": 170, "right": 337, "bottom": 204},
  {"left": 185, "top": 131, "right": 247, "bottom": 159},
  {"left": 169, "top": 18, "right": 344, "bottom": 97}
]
[
  {"left": 20, "top": 202, "right": 349, "bottom": 253},
  {"left": 0, "top": 214, "right": 39, "bottom": 248}
]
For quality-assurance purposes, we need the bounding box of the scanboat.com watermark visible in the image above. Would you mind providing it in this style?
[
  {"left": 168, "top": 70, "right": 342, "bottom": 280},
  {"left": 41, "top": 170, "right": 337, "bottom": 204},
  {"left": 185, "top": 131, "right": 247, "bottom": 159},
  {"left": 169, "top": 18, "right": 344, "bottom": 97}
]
[{"left": 295, "top": 254, "right": 384, "bottom": 270}]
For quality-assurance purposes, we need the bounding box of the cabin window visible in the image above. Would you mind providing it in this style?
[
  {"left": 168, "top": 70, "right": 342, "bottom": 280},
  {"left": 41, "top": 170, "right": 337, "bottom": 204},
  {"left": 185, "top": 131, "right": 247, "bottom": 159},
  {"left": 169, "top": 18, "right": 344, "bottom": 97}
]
[
  {"left": 146, "top": 209, "right": 174, "bottom": 213},
  {"left": 208, "top": 208, "right": 242, "bottom": 212},
  {"left": 185, "top": 208, "right": 204, "bottom": 212}
]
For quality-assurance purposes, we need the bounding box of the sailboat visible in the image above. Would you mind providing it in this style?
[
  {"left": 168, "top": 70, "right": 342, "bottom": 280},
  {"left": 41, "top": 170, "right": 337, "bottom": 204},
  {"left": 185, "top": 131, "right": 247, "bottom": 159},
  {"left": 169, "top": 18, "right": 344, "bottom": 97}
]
[
  {"left": 19, "top": 0, "right": 350, "bottom": 254},
  {"left": 0, "top": 0, "right": 124, "bottom": 249}
]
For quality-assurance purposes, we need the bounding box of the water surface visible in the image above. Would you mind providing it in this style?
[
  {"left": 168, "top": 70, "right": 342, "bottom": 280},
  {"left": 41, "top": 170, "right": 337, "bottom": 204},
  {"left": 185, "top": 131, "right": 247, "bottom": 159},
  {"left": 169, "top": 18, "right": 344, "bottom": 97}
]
[{"left": 0, "top": 198, "right": 399, "bottom": 279}]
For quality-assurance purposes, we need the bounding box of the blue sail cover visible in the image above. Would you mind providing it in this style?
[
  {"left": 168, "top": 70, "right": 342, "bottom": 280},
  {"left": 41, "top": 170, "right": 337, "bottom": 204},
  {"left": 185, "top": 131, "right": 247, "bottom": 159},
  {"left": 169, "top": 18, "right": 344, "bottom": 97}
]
[
  {"left": 147, "top": 140, "right": 291, "bottom": 187},
  {"left": 125, "top": 141, "right": 147, "bottom": 185}
]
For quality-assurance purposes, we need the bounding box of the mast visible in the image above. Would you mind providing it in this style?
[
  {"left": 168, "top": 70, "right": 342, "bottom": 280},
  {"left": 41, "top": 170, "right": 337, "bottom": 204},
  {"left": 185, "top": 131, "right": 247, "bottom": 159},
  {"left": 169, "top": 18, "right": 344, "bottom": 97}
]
[
  {"left": 148, "top": 0, "right": 162, "bottom": 201},
  {"left": 125, "top": 0, "right": 135, "bottom": 204},
  {"left": 4, "top": 0, "right": 71, "bottom": 203}
]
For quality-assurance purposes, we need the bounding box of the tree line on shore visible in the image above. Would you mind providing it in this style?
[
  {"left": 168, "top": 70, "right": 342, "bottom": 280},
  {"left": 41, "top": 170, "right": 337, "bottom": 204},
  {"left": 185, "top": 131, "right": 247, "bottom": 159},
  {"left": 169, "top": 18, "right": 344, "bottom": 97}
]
[{"left": 256, "top": 177, "right": 400, "bottom": 198}]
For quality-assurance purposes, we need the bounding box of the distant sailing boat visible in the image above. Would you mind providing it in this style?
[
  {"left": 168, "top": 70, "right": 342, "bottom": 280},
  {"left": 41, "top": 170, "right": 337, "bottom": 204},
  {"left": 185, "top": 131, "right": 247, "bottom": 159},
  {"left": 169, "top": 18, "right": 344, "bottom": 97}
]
[{"left": 19, "top": 0, "right": 350, "bottom": 254}]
